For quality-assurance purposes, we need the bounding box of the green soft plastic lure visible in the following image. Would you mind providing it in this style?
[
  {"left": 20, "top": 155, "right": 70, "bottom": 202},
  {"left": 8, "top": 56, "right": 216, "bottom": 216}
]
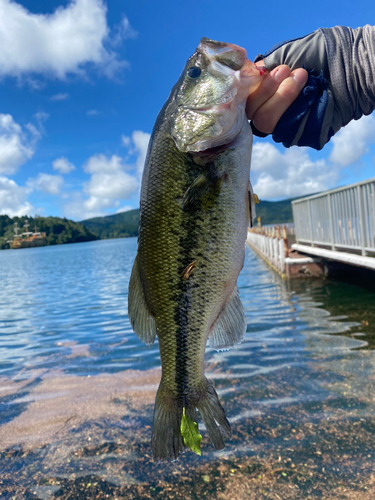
[{"left": 180, "top": 408, "right": 202, "bottom": 456}]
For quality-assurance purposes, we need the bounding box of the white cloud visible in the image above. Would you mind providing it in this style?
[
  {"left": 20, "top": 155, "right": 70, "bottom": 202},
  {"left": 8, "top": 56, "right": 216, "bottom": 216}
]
[
  {"left": 116, "top": 205, "right": 133, "bottom": 214},
  {"left": 86, "top": 109, "right": 98, "bottom": 116},
  {"left": 132, "top": 131, "right": 151, "bottom": 176},
  {"left": 329, "top": 114, "right": 375, "bottom": 166},
  {"left": 84, "top": 154, "right": 139, "bottom": 203},
  {"left": 0, "top": 176, "right": 33, "bottom": 216},
  {"left": 50, "top": 92, "right": 69, "bottom": 101},
  {"left": 27, "top": 173, "right": 64, "bottom": 195},
  {"left": 53, "top": 157, "right": 76, "bottom": 174},
  {"left": 35, "top": 111, "right": 49, "bottom": 123},
  {"left": 33, "top": 111, "right": 49, "bottom": 138},
  {"left": 122, "top": 130, "right": 151, "bottom": 176},
  {"left": 63, "top": 131, "right": 150, "bottom": 220},
  {"left": 251, "top": 142, "right": 284, "bottom": 176},
  {"left": 251, "top": 142, "right": 337, "bottom": 199},
  {"left": 0, "top": 0, "right": 132, "bottom": 79},
  {"left": 111, "top": 16, "right": 137, "bottom": 47},
  {"left": 63, "top": 154, "right": 139, "bottom": 219},
  {"left": 251, "top": 113, "right": 375, "bottom": 200},
  {"left": 61, "top": 192, "right": 91, "bottom": 220},
  {"left": 25, "top": 122, "right": 41, "bottom": 141},
  {"left": 0, "top": 114, "right": 35, "bottom": 174}
]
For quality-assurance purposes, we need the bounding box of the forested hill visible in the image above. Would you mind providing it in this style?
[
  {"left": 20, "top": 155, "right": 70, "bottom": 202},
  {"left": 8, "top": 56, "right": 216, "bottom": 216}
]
[
  {"left": 0, "top": 215, "right": 99, "bottom": 250},
  {"left": 0, "top": 198, "right": 295, "bottom": 250},
  {"left": 80, "top": 199, "right": 295, "bottom": 239},
  {"left": 80, "top": 209, "right": 140, "bottom": 239},
  {"left": 255, "top": 197, "right": 294, "bottom": 225}
]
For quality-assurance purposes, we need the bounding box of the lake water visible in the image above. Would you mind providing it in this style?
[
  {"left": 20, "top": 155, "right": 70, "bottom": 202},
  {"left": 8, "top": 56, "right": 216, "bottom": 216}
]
[{"left": 1, "top": 238, "right": 375, "bottom": 499}]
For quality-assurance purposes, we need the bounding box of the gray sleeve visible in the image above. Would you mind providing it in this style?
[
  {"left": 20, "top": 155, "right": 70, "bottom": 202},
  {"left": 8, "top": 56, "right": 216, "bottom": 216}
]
[
  {"left": 321, "top": 25, "right": 375, "bottom": 124},
  {"left": 255, "top": 26, "right": 375, "bottom": 149}
]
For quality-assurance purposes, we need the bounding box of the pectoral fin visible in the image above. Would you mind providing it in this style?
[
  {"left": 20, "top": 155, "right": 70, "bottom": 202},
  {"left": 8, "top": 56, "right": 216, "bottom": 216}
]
[
  {"left": 247, "top": 180, "right": 258, "bottom": 228},
  {"left": 209, "top": 287, "right": 246, "bottom": 350},
  {"left": 183, "top": 167, "right": 224, "bottom": 211},
  {"left": 128, "top": 254, "right": 157, "bottom": 345}
]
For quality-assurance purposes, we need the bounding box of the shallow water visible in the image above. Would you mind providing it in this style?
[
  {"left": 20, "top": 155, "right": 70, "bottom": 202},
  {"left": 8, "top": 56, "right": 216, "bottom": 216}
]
[{"left": 1, "top": 238, "right": 375, "bottom": 499}]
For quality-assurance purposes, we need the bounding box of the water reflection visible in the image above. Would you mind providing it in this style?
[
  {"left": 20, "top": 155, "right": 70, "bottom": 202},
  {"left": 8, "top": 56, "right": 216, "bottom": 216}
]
[{"left": 0, "top": 240, "right": 375, "bottom": 498}]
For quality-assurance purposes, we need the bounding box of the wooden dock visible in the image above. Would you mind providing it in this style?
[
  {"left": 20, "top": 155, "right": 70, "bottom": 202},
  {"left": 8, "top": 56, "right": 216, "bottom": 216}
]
[
  {"left": 247, "top": 227, "right": 324, "bottom": 279},
  {"left": 247, "top": 177, "right": 375, "bottom": 278}
]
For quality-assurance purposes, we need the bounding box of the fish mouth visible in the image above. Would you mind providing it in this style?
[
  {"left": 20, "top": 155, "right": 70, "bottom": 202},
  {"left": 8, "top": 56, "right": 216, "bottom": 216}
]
[
  {"left": 188, "top": 100, "right": 233, "bottom": 113},
  {"left": 198, "top": 38, "right": 247, "bottom": 71},
  {"left": 192, "top": 136, "right": 238, "bottom": 158}
]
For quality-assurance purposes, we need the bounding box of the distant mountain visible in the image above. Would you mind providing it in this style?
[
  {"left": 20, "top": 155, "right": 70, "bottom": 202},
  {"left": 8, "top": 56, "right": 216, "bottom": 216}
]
[
  {"left": 0, "top": 215, "right": 99, "bottom": 250},
  {"left": 255, "top": 197, "right": 294, "bottom": 225},
  {"left": 80, "top": 209, "right": 140, "bottom": 239},
  {"left": 80, "top": 199, "right": 296, "bottom": 239},
  {"left": 0, "top": 198, "right": 298, "bottom": 251}
]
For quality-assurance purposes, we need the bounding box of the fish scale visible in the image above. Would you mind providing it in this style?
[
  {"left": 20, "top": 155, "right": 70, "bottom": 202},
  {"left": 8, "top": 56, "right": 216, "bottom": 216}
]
[{"left": 128, "top": 38, "right": 266, "bottom": 461}]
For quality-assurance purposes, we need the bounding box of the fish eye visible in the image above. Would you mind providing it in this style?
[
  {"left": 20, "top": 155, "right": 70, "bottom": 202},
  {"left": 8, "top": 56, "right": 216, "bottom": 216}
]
[{"left": 187, "top": 66, "right": 201, "bottom": 79}]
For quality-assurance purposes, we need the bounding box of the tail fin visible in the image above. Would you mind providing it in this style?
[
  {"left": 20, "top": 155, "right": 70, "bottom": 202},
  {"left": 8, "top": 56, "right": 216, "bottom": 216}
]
[
  {"left": 196, "top": 378, "right": 231, "bottom": 450},
  {"left": 151, "top": 390, "right": 186, "bottom": 462},
  {"left": 151, "top": 378, "right": 231, "bottom": 462}
]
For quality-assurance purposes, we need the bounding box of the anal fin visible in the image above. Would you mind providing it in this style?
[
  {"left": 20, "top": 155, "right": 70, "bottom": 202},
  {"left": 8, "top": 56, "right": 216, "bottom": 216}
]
[
  {"left": 128, "top": 254, "right": 157, "bottom": 345},
  {"left": 209, "top": 287, "right": 246, "bottom": 350}
]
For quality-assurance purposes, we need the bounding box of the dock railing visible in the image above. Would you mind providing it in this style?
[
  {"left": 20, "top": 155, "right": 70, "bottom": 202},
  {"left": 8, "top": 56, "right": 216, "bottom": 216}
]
[
  {"left": 292, "top": 178, "right": 375, "bottom": 256},
  {"left": 247, "top": 224, "right": 325, "bottom": 277},
  {"left": 247, "top": 226, "right": 288, "bottom": 274}
]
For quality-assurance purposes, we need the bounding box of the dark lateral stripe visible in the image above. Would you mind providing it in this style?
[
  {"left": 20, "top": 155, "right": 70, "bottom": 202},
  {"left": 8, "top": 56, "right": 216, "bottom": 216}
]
[
  {"left": 174, "top": 182, "right": 203, "bottom": 406},
  {"left": 174, "top": 285, "right": 189, "bottom": 407}
]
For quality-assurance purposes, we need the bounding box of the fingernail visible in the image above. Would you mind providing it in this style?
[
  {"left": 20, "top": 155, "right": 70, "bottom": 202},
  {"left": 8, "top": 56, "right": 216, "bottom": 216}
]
[
  {"left": 271, "top": 66, "right": 290, "bottom": 84},
  {"left": 293, "top": 69, "right": 308, "bottom": 85},
  {"left": 271, "top": 67, "right": 281, "bottom": 80}
]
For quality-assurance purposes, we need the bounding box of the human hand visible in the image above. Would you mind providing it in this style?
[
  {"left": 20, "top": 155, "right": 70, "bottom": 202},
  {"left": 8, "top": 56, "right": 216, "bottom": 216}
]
[
  {"left": 246, "top": 61, "right": 308, "bottom": 134},
  {"left": 246, "top": 27, "right": 374, "bottom": 150}
]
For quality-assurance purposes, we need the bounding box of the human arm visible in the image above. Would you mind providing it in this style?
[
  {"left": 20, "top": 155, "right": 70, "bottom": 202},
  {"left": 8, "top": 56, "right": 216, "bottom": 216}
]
[{"left": 247, "top": 26, "right": 375, "bottom": 150}]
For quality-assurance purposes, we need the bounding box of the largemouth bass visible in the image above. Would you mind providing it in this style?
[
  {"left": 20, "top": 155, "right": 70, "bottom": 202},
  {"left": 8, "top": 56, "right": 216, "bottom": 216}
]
[{"left": 128, "top": 38, "right": 265, "bottom": 461}]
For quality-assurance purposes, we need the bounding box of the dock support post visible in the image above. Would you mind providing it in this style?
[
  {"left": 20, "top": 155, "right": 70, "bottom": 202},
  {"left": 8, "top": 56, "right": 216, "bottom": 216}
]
[{"left": 357, "top": 185, "right": 367, "bottom": 256}]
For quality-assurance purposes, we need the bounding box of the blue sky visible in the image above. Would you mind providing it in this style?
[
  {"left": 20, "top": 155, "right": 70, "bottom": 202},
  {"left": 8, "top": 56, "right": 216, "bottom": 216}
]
[{"left": 1, "top": 0, "right": 375, "bottom": 220}]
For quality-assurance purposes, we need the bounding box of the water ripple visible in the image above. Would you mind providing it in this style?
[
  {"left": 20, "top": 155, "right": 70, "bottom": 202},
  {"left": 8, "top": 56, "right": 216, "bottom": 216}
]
[{"left": 1, "top": 238, "right": 375, "bottom": 496}]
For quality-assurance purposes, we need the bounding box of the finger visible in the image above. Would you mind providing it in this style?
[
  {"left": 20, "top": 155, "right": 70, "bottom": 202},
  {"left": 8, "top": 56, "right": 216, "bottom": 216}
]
[
  {"left": 246, "top": 64, "right": 292, "bottom": 120},
  {"left": 251, "top": 68, "right": 308, "bottom": 134}
]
